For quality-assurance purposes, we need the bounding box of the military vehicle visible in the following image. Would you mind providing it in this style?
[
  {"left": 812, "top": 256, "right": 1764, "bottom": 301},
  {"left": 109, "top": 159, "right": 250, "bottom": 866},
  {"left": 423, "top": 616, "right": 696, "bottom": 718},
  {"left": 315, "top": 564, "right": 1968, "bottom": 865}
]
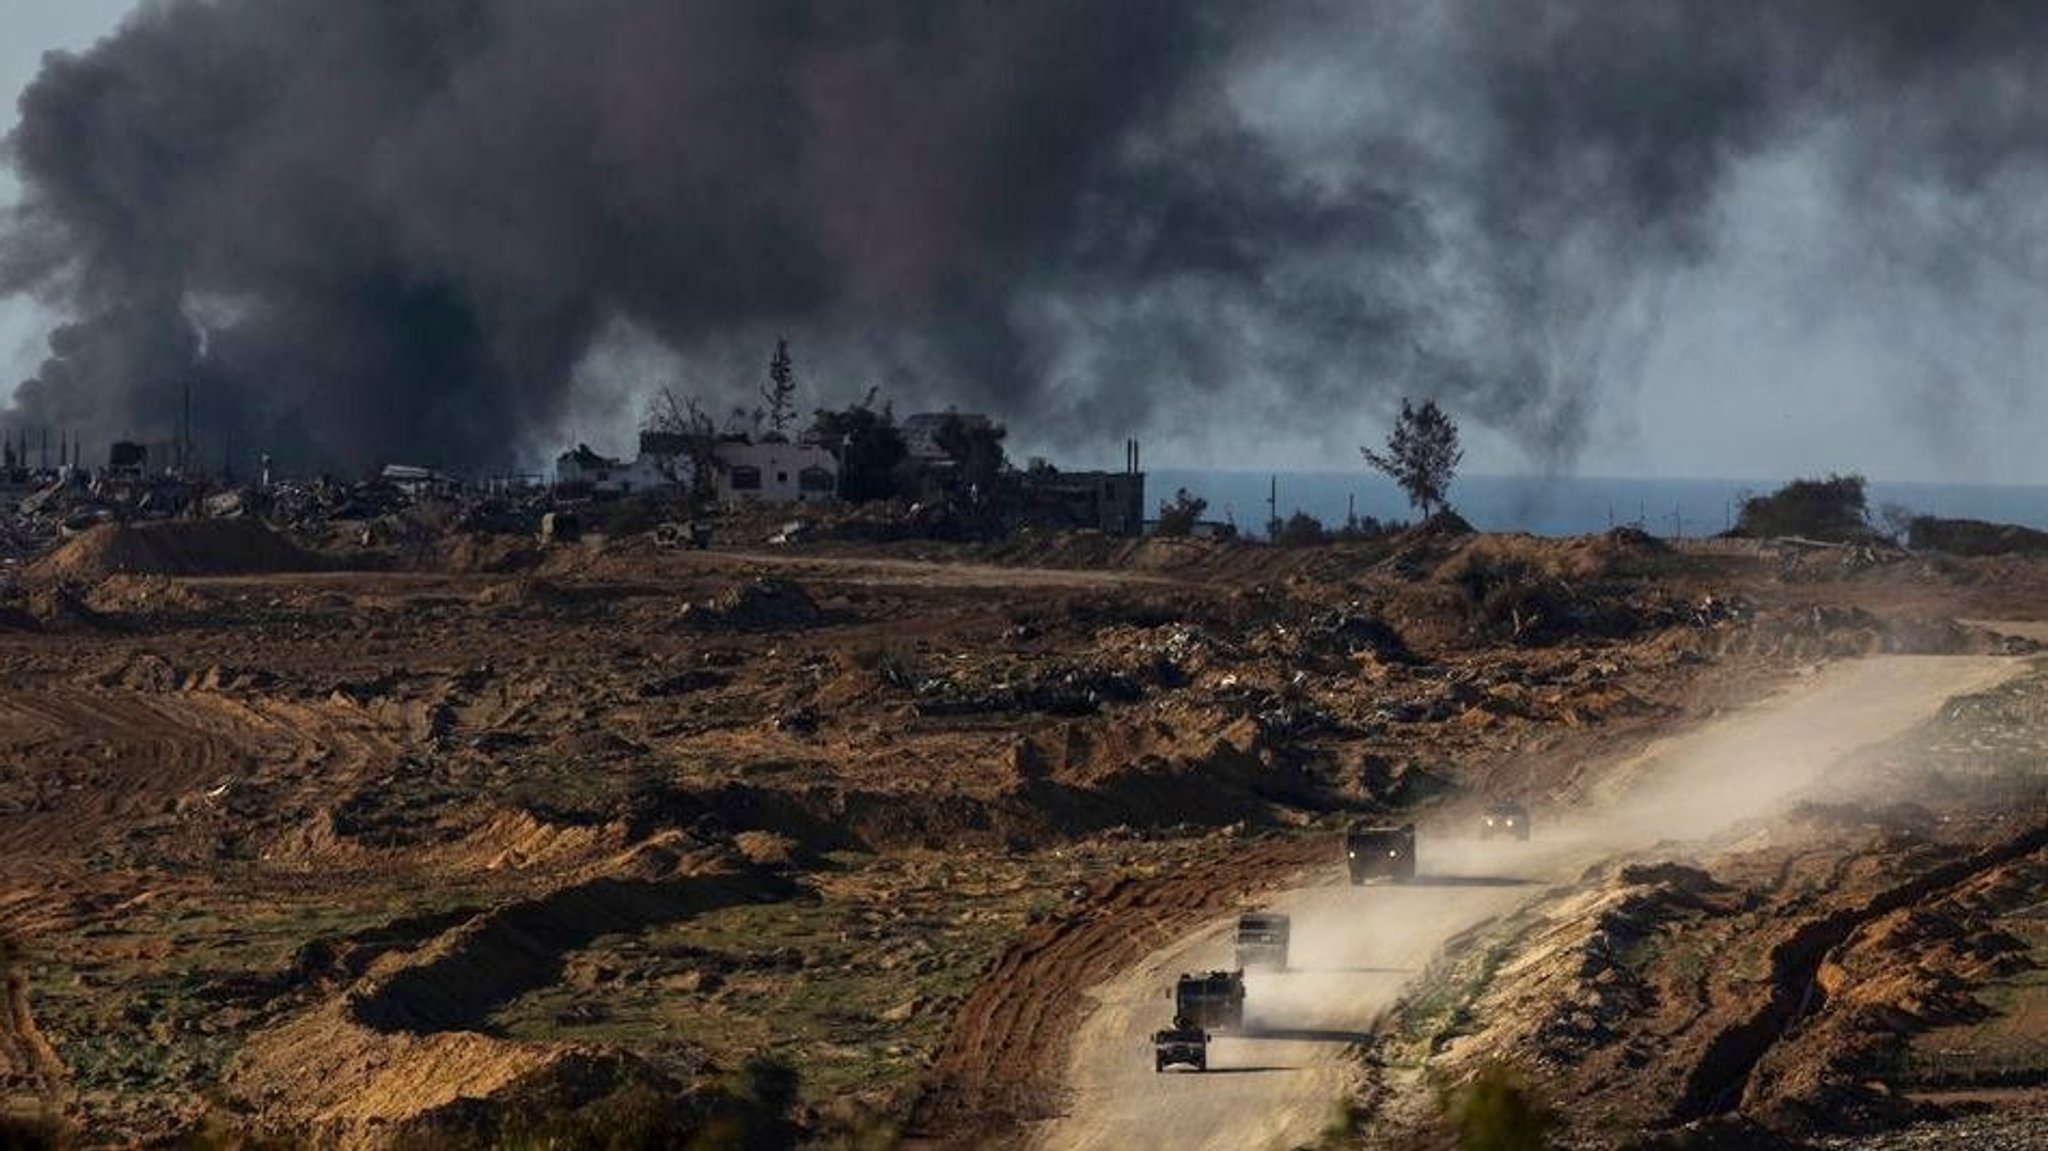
[
  {"left": 1344, "top": 822, "right": 1417, "bottom": 884},
  {"left": 1234, "top": 911, "right": 1291, "bottom": 971},
  {"left": 1152, "top": 1016, "right": 1209, "bottom": 1072},
  {"left": 1480, "top": 801, "right": 1530, "bottom": 841},
  {"left": 1169, "top": 969, "right": 1246, "bottom": 1030}
]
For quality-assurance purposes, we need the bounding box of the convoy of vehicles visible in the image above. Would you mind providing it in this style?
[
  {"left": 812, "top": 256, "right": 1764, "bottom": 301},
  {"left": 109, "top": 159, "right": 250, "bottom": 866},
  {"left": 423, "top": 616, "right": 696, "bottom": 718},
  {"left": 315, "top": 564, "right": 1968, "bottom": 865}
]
[
  {"left": 1233, "top": 911, "right": 1290, "bottom": 971},
  {"left": 1343, "top": 821, "right": 1417, "bottom": 884},
  {"left": 1148, "top": 823, "right": 1451, "bottom": 1070}
]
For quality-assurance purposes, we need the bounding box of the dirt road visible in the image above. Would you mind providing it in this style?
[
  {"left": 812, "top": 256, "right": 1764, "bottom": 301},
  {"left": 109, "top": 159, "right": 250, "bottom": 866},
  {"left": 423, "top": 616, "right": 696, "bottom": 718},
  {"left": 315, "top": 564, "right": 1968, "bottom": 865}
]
[{"left": 1031, "top": 654, "right": 2023, "bottom": 1151}]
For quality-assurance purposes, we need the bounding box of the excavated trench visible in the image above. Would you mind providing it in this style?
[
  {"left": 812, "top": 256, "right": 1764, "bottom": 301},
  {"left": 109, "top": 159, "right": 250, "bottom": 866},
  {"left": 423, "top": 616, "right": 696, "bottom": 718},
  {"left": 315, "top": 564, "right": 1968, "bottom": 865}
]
[
  {"left": 349, "top": 870, "right": 795, "bottom": 1035},
  {"left": 1672, "top": 822, "right": 2048, "bottom": 1122},
  {"left": 608, "top": 765, "right": 1318, "bottom": 860}
]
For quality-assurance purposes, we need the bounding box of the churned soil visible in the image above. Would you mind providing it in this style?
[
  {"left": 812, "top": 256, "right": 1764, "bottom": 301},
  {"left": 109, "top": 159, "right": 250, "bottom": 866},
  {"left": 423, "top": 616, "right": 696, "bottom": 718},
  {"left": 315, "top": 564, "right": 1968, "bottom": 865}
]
[{"left": 0, "top": 522, "right": 2042, "bottom": 1146}]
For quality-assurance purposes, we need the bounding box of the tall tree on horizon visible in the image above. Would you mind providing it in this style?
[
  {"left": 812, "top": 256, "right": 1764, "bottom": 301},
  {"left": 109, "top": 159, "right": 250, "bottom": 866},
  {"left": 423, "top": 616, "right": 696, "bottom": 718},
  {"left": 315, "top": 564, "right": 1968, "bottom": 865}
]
[
  {"left": 1362, "top": 397, "right": 1462, "bottom": 518},
  {"left": 763, "top": 336, "right": 797, "bottom": 439}
]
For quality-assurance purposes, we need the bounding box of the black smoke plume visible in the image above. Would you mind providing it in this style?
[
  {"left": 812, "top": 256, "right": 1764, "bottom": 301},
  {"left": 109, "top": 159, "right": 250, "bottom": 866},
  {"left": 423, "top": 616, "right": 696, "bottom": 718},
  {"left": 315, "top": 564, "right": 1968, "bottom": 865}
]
[{"left": 4, "top": 1, "right": 2046, "bottom": 473}]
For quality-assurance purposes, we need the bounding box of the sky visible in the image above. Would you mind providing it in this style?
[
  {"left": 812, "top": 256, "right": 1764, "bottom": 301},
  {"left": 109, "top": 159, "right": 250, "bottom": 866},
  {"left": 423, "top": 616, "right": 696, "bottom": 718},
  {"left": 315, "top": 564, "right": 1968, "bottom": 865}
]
[
  {"left": 0, "top": 1, "right": 136, "bottom": 398},
  {"left": 2, "top": 2, "right": 2046, "bottom": 485}
]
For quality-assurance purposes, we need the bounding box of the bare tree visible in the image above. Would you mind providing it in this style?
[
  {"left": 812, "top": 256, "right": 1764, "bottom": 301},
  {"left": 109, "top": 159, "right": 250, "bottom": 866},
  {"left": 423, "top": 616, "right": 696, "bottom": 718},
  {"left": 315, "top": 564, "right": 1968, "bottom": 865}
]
[
  {"left": 644, "top": 385, "right": 720, "bottom": 495},
  {"left": 1362, "top": 397, "right": 1462, "bottom": 518}
]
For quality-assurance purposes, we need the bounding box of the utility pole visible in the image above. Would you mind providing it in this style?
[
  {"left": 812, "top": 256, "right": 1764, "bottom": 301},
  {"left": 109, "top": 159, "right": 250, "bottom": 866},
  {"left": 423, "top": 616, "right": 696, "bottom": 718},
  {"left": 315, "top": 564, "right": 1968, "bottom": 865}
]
[{"left": 1267, "top": 474, "right": 1278, "bottom": 540}]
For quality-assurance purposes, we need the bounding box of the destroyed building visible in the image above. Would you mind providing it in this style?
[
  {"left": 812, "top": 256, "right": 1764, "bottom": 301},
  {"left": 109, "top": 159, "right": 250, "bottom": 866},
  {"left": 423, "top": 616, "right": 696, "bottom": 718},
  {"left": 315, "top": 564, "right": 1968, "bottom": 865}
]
[
  {"left": 554, "top": 444, "right": 681, "bottom": 497},
  {"left": 553, "top": 433, "right": 838, "bottom": 505},
  {"left": 1014, "top": 440, "right": 1147, "bottom": 536},
  {"left": 900, "top": 411, "right": 994, "bottom": 464},
  {"left": 713, "top": 438, "right": 839, "bottom": 505},
  {"left": 379, "top": 464, "right": 461, "bottom": 499}
]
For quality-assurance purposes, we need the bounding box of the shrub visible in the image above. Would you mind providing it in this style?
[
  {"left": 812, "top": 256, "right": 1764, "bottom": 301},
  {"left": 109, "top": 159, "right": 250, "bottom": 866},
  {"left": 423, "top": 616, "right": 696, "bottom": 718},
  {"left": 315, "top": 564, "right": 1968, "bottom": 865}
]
[
  {"left": 1734, "top": 474, "right": 1873, "bottom": 542},
  {"left": 1442, "top": 1061, "right": 1556, "bottom": 1151},
  {"left": 1272, "top": 511, "right": 1329, "bottom": 547},
  {"left": 1332, "top": 514, "right": 1402, "bottom": 542}
]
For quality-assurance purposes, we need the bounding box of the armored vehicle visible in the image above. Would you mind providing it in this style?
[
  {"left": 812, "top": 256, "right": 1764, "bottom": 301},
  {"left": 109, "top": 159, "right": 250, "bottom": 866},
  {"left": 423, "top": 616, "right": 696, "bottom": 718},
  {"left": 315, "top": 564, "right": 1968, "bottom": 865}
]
[
  {"left": 1345, "top": 822, "right": 1417, "bottom": 884},
  {"left": 1480, "top": 801, "right": 1530, "bottom": 841},
  {"left": 1234, "top": 911, "right": 1291, "bottom": 971},
  {"left": 1170, "top": 969, "right": 1246, "bottom": 1030},
  {"left": 1152, "top": 1016, "right": 1209, "bottom": 1072}
]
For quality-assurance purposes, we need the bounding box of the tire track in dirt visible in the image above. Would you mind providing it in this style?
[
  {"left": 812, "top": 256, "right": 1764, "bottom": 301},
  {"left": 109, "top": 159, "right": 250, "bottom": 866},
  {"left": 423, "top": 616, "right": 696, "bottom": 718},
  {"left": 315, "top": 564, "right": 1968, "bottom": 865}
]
[
  {"left": 907, "top": 836, "right": 1330, "bottom": 1145},
  {"left": 0, "top": 688, "right": 306, "bottom": 881}
]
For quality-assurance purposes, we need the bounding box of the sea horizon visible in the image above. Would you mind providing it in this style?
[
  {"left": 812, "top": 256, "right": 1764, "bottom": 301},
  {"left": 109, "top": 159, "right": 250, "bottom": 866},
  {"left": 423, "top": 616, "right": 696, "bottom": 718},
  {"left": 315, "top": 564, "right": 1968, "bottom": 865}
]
[{"left": 1144, "top": 468, "right": 2048, "bottom": 539}]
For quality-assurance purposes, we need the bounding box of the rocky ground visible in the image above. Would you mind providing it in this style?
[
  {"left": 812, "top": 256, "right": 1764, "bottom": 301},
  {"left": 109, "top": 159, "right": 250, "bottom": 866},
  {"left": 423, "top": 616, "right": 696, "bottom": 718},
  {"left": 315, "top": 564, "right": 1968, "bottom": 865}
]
[{"left": 0, "top": 515, "right": 2040, "bottom": 1147}]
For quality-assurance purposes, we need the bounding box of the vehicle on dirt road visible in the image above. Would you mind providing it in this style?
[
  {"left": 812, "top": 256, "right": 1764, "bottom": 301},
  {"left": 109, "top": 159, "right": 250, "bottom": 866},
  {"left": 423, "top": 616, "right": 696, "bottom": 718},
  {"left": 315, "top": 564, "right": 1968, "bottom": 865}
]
[
  {"left": 1480, "top": 801, "right": 1530, "bottom": 841},
  {"left": 1152, "top": 1016, "right": 1210, "bottom": 1072},
  {"left": 1234, "top": 911, "right": 1291, "bottom": 971},
  {"left": 1170, "top": 970, "right": 1246, "bottom": 1030},
  {"left": 1345, "top": 822, "right": 1417, "bottom": 884}
]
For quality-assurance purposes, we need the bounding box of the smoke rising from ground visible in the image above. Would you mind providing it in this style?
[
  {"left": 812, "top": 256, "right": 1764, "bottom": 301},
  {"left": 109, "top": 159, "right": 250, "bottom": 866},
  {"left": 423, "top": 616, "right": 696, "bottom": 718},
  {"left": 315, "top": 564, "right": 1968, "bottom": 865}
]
[{"left": 4, "top": 2, "right": 2047, "bottom": 474}]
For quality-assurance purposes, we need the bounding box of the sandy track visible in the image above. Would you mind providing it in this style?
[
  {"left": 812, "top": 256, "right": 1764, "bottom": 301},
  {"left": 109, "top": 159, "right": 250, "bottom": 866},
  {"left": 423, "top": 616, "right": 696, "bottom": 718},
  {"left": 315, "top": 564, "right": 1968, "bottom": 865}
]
[{"left": 1032, "top": 654, "right": 2021, "bottom": 1151}]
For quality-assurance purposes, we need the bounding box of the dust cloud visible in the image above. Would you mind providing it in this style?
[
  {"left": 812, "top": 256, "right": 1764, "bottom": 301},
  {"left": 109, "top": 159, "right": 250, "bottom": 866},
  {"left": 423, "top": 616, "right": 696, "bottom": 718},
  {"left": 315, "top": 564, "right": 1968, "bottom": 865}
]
[{"left": 1090, "top": 653, "right": 2025, "bottom": 1111}]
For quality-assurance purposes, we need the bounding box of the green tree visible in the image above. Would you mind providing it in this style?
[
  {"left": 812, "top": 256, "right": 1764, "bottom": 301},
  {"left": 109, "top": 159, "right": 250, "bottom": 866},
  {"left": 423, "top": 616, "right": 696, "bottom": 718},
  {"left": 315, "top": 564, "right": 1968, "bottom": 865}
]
[
  {"left": 762, "top": 336, "right": 797, "bottom": 440},
  {"left": 934, "top": 413, "right": 1007, "bottom": 495},
  {"left": 1735, "top": 473, "right": 1872, "bottom": 541},
  {"left": 806, "top": 389, "right": 908, "bottom": 502},
  {"left": 1362, "top": 397, "right": 1462, "bottom": 518},
  {"left": 1155, "top": 488, "right": 1208, "bottom": 536}
]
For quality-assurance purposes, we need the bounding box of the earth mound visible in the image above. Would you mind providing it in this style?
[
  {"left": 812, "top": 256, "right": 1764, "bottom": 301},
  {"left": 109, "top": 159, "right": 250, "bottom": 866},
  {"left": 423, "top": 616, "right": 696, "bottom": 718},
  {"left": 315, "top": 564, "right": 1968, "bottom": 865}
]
[
  {"left": 34, "top": 520, "right": 327, "bottom": 581},
  {"left": 1908, "top": 516, "right": 2048, "bottom": 557},
  {"left": 676, "top": 578, "right": 822, "bottom": 632}
]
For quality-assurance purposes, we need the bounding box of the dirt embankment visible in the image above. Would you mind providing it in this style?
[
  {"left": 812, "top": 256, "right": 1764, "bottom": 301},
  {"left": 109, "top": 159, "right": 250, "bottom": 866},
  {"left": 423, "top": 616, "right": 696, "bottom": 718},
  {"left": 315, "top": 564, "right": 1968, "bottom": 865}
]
[
  {"left": 1391, "top": 817, "right": 2045, "bottom": 1148},
  {"left": 225, "top": 837, "right": 792, "bottom": 1144},
  {"left": 32, "top": 520, "right": 330, "bottom": 583},
  {"left": 1369, "top": 663, "right": 2048, "bottom": 1149},
  {"left": 2, "top": 526, "right": 2044, "bottom": 1146}
]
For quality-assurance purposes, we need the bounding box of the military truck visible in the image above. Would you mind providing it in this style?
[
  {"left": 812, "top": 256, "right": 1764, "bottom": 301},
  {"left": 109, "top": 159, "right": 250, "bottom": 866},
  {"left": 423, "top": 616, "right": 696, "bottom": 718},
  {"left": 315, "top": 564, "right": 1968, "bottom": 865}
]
[
  {"left": 1480, "top": 801, "right": 1530, "bottom": 841},
  {"left": 1344, "top": 822, "right": 1417, "bottom": 884},
  {"left": 1234, "top": 911, "right": 1291, "bottom": 971},
  {"left": 1152, "top": 1016, "right": 1209, "bottom": 1072},
  {"left": 1169, "top": 969, "right": 1246, "bottom": 1030}
]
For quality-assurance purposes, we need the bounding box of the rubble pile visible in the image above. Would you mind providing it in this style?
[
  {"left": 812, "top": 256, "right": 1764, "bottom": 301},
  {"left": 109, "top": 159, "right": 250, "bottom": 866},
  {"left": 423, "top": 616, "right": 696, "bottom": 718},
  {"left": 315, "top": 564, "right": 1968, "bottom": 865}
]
[
  {"left": 675, "top": 578, "right": 823, "bottom": 632},
  {"left": 911, "top": 660, "right": 1147, "bottom": 718},
  {"left": 0, "top": 465, "right": 568, "bottom": 571}
]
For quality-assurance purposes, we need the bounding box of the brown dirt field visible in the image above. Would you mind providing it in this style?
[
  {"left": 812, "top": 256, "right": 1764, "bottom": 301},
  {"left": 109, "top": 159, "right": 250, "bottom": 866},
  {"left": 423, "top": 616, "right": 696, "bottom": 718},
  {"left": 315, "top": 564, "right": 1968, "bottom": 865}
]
[{"left": 0, "top": 524, "right": 2043, "bottom": 1146}]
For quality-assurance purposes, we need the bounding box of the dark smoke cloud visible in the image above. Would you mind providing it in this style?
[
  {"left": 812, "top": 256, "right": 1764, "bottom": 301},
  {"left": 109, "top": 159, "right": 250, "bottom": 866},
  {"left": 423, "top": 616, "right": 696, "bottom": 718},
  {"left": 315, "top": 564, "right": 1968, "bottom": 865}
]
[{"left": 4, "top": 1, "right": 2046, "bottom": 474}]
